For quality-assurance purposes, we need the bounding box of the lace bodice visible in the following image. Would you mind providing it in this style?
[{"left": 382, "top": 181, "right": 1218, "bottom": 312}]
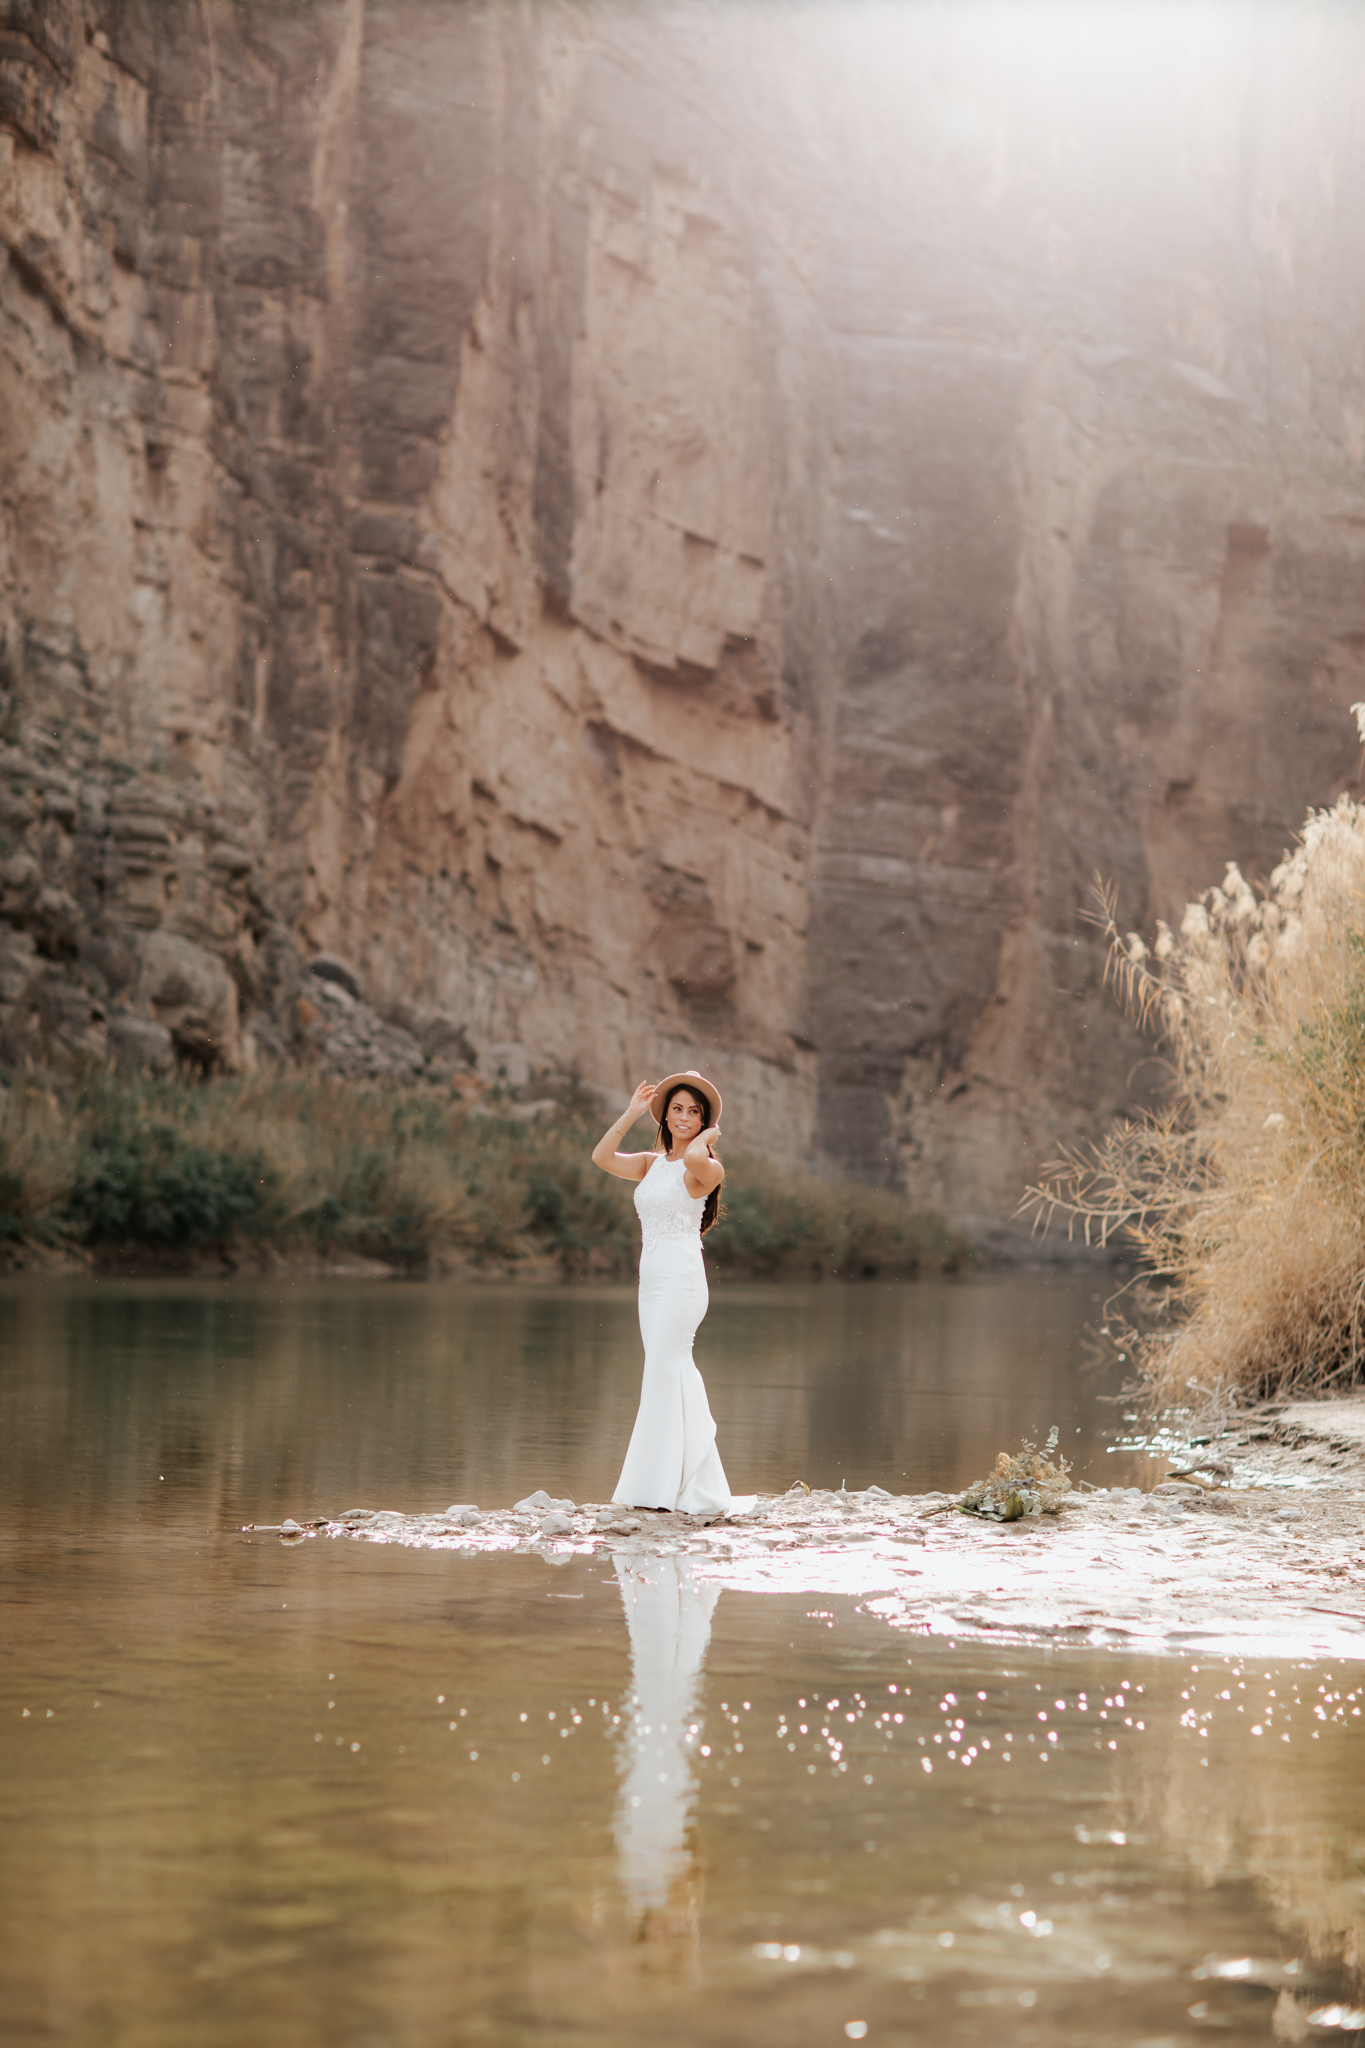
[{"left": 634, "top": 1155, "right": 706, "bottom": 1251}]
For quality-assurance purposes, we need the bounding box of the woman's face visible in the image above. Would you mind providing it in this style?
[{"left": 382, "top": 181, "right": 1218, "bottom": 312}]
[{"left": 665, "top": 1089, "right": 706, "bottom": 1147}]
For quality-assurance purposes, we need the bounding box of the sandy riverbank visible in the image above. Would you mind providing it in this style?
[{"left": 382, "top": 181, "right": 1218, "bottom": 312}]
[{"left": 253, "top": 1398, "right": 1365, "bottom": 1660}]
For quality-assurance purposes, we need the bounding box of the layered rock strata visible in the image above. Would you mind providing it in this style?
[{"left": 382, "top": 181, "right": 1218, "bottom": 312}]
[
  {"left": 0, "top": 733, "right": 479, "bottom": 1086},
  {"left": 0, "top": 0, "right": 826, "bottom": 1135},
  {"left": 2, "top": 1, "right": 1365, "bottom": 1230}
]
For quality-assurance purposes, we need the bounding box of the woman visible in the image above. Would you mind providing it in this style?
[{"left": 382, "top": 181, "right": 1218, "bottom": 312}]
[{"left": 591, "top": 1071, "right": 753, "bottom": 1516}]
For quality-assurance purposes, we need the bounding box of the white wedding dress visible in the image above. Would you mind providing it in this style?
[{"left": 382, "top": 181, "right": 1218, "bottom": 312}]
[{"left": 612, "top": 1156, "right": 754, "bottom": 1516}]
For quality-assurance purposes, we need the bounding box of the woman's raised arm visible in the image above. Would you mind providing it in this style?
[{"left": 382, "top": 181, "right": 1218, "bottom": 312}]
[
  {"left": 682, "top": 1124, "right": 724, "bottom": 1195},
  {"left": 590, "top": 1081, "right": 659, "bottom": 1180}
]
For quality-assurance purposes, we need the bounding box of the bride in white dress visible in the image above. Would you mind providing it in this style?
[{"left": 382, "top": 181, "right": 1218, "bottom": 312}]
[{"left": 591, "top": 1071, "right": 752, "bottom": 1516}]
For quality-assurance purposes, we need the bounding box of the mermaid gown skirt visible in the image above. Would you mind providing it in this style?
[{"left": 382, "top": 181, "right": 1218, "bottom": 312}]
[{"left": 613, "top": 1157, "right": 753, "bottom": 1516}]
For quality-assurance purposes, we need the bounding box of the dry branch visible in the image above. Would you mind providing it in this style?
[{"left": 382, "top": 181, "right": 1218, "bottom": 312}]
[{"left": 1021, "top": 717, "right": 1365, "bottom": 1411}]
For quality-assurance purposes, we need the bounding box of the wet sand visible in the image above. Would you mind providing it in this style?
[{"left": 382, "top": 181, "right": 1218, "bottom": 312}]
[{"left": 263, "top": 1396, "right": 1365, "bottom": 1661}]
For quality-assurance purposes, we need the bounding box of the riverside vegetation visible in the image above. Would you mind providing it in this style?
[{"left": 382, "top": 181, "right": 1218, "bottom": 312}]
[
  {"left": 0, "top": 1071, "right": 967, "bottom": 1280},
  {"left": 1025, "top": 709, "right": 1365, "bottom": 1411}
]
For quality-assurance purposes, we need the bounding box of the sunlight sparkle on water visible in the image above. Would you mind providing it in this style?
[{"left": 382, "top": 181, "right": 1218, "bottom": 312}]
[{"left": 7, "top": 1275, "right": 1365, "bottom": 2042}]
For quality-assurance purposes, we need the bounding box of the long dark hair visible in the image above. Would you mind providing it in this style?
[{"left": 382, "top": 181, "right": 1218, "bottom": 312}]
[{"left": 657, "top": 1083, "right": 724, "bottom": 1236}]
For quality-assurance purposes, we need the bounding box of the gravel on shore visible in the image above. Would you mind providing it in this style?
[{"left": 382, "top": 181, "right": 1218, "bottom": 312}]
[{"left": 247, "top": 1398, "right": 1365, "bottom": 1660}]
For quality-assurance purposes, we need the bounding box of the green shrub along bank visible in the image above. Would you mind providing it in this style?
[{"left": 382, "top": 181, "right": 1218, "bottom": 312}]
[{"left": 0, "top": 1072, "right": 969, "bottom": 1278}]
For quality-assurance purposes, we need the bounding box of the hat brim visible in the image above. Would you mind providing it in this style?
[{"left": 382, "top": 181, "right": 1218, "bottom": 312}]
[{"left": 648, "top": 1071, "right": 722, "bottom": 1127}]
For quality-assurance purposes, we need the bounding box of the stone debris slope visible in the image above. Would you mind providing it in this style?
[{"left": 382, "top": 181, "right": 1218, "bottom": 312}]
[{"left": 0, "top": 740, "right": 491, "bottom": 1090}]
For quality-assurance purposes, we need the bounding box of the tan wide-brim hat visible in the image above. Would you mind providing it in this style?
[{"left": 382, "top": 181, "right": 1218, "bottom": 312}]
[{"left": 648, "top": 1070, "right": 722, "bottom": 1127}]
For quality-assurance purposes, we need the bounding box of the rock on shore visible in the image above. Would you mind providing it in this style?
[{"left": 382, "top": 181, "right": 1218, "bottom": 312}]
[{"left": 252, "top": 1400, "right": 1365, "bottom": 1659}]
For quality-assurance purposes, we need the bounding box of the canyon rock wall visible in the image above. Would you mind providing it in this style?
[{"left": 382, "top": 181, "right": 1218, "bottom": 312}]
[
  {"left": 1, "top": 0, "right": 1363, "bottom": 1237},
  {"left": 803, "top": 4, "right": 1365, "bottom": 1238},
  {"left": 0, "top": 0, "right": 833, "bottom": 1142}
]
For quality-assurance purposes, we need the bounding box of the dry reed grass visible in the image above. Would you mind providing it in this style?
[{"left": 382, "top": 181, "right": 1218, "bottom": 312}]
[
  {"left": 0, "top": 1069, "right": 968, "bottom": 1279},
  {"left": 1023, "top": 710, "right": 1365, "bottom": 1410}
]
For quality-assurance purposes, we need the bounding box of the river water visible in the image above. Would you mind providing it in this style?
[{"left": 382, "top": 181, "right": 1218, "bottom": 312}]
[{"left": 2, "top": 1273, "right": 1363, "bottom": 2046}]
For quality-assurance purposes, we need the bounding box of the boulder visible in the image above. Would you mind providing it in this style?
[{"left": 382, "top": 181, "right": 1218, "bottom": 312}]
[
  {"left": 30, "top": 885, "right": 81, "bottom": 961},
  {"left": 478, "top": 1041, "right": 529, "bottom": 1092},
  {"left": 0, "top": 852, "right": 40, "bottom": 920},
  {"left": 36, "top": 973, "right": 106, "bottom": 1054},
  {"left": 248, "top": 1017, "right": 290, "bottom": 1068},
  {"left": 137, "top": 930, "right": 243, "bottom": 1071},
  {"left": 311, "top": 974, "right": 356, "bottom": 1010},
  {"left": 313, "top": 1007, "right": 427, "bottom": 1084},
  {"left": 309, "top": 953, "right": 365, "bottom": 1002},
  {"left": 107, "top": 1013, "right": 174, "bottom": 1073},
  {"left": 0, "top": 926, "right": 39, "bottom": 1007},
  {"left": 381, "top": 999, "right": 424, "bottom": 1037},
  {"left": 417, "top": 1012, "right": 476, "bottom": 1068}
]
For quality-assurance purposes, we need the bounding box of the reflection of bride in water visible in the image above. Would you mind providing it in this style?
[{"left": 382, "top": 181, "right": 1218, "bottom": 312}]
[{"left": 612, "top": 1550, "right": 720, "bottom": 1953}]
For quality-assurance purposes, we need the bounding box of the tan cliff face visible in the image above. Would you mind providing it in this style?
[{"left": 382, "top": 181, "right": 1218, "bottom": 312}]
[
  {"left": 798, "top": 4, "right": 1365, "bottom": 1238},
  {"left": 0, "top": 0, "right": 826, "bottom": 1142},
  {"left": 1, "top": 0, "right": 1363, "bottom": 1234}
]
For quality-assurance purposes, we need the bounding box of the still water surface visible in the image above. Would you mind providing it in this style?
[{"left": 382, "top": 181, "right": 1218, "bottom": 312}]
[{"left": 2, "top": 1273, "right": 1363, "bottom": 2046}]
